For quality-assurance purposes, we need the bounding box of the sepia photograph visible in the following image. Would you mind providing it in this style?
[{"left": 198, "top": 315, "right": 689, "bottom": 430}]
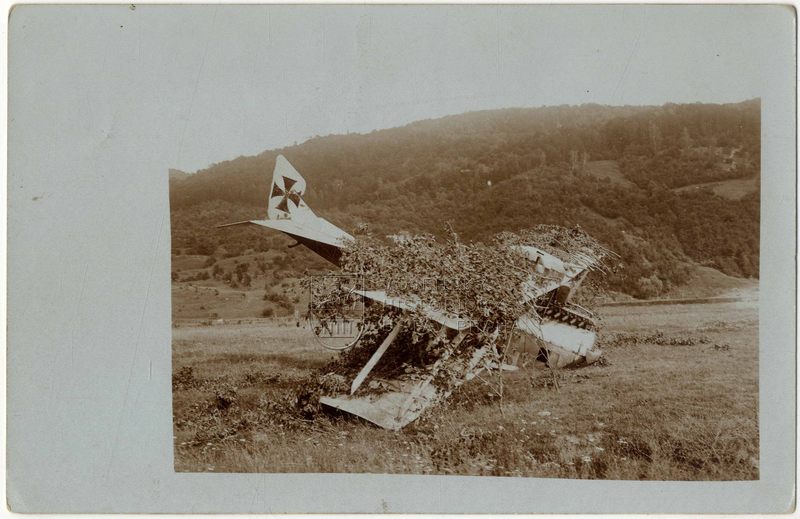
[
  {"left": 169, "top": 5, "right": 761, "bottom": 480},
  {"left": 7, "top": 3, "right": 795, "bottom": 513}
]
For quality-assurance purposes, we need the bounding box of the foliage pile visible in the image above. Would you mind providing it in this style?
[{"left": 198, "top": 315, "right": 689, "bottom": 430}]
[
  {"left": 341, "top": 230, "right": 532, "bottom": 332},
  {"left": 304, "top": 225, "right": 611, "bottom": 398}
]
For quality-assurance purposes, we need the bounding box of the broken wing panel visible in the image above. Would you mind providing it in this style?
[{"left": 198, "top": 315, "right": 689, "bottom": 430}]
[
  {"left": 516, "top": 313, "right": 598, "bottom": 358},
  {"left": 320, "top": 379, "right": 438, "bottom": 430},
  {"left": 320, "top": 330, "right": 491, "bottom": 430},
  {"left": 356, "top": 290, "right": 471, "bottom": 331}
]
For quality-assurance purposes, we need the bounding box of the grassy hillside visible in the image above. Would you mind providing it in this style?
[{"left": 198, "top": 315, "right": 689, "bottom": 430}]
[{"left": 170, "top": 100, "right": 760, "bottom": 315}]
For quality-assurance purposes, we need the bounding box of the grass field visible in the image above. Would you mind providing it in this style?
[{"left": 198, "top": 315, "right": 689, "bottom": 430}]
[
  {"left": 172, "top": 298, "right": 758, "bottom": 480},
  {"left": 672, "top": 173, "right": 759, "bottom": 201}
]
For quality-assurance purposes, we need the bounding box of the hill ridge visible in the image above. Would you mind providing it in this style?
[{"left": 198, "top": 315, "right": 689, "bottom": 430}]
[{"left": 170, "top": 100, "right": 759, "bottom": 300}]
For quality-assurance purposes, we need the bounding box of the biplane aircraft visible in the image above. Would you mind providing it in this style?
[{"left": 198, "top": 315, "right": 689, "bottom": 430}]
[{"left": 219, "top": 155, "right": 611, "bottom": 430}]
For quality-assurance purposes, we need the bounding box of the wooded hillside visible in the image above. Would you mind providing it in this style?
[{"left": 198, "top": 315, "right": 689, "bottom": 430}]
[{"left": 170, "top": 100, "right": 760, "bottom": 299}]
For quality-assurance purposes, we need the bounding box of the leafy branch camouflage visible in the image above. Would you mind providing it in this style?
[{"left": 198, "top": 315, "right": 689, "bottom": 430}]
[{"left": 307, "top": 225, "right": 612, "bottom": 392}]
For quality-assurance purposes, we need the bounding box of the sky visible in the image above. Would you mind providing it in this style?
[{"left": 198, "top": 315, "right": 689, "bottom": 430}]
[{"left": 10, "top": 5, "right": 788, "bottom": 173}]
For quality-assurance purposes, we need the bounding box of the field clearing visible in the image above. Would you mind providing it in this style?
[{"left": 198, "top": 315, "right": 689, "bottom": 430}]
[
  {"left": 172, "top": 299, "right": 758, "bottom": 480},
  {"left": 583, "top": 160, "right": 636, "bottom": 188},
  {"left": 672, "top": 174, "right": 759, "bottom": 201}
]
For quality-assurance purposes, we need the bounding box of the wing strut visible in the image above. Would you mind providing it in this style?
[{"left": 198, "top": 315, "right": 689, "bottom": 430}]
[{"left": 350, "top": 321, "right": 403, "bottom": 394}]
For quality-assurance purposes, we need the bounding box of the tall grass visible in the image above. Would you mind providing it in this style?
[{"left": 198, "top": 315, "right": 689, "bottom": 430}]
[{"left": 173, "top": 302, "right": 758, "bottom": 480}]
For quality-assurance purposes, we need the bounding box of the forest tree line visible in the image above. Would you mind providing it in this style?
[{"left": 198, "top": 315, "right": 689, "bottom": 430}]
[{"left": 170, "top": 99, "right": 760, "bottom": 298}]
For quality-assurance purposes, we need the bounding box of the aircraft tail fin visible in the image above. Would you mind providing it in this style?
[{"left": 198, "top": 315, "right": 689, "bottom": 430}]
[
  {"left": 218, "top": 155, "right": 354, "bottom": 265},
  {"left": 267, "top": 155, "right": 316, "bottom": 222}
]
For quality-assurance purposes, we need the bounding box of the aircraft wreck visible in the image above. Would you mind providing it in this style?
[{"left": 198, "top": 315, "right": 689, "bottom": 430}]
[{"left": 220, "top": 155, "right": 616, "bottom": 430}]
